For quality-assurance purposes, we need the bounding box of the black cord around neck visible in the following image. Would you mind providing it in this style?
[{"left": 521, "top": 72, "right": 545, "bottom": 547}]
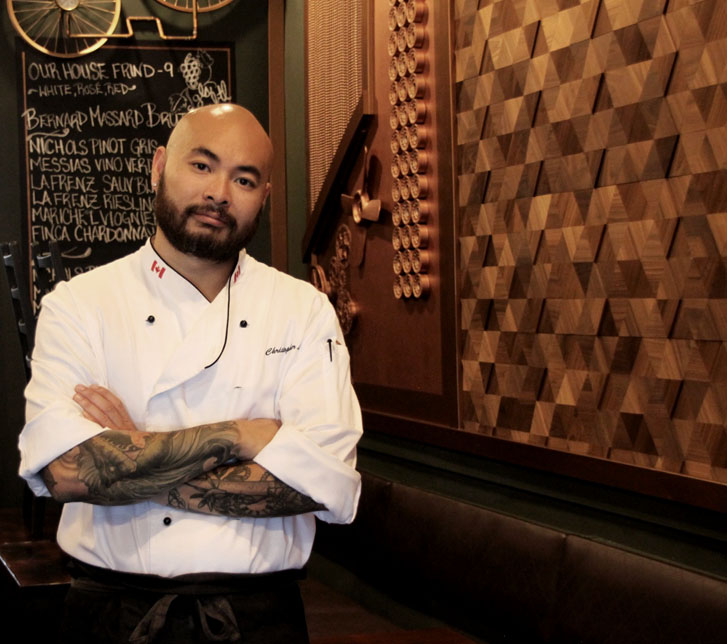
[{"left": 204, "top": 273, "right": 232, "bottom": 369}]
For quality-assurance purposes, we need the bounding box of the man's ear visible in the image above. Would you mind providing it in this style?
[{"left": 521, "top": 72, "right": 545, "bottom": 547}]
[
  {"left": 262, "top": 182, "right": 271, "bottom": 207},
  {"left": 151, "top": 147, "right": 167, "bottom": 189}
]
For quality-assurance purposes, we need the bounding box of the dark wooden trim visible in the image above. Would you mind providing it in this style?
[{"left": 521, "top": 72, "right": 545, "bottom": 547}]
[
  {"left": 433, "top": 0, "right": 462, "bottom": 428},
  {"left": 362, "top": 0, "right": 376, "bottom": 115},
  {"left": 350, "top": 0, "right": 461, "bottom": 430},
  {"left": 361, "top": 410, "right": 727, "bottom": 513},
  {"left": 301, "top": 104, "right": 374, "bottom": 262},
  {"left": 267, "top": 0, "right": 288, "bottom": 272}
]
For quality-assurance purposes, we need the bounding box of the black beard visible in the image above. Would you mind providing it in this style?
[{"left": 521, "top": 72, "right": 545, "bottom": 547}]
[{"left": 153, "top": 175, "right": 260, "bottom": 263}]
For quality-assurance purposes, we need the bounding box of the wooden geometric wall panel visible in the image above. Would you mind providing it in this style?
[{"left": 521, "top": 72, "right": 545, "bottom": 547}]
[{"left": 456, "top": 0, "right": 727, "bottom": 486}]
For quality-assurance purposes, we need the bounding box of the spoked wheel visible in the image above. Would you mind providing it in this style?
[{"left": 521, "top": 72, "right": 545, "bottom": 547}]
[
  {"left": 7, "top": 0, "right": 121, "bottom": 58},
  {"left": 153, "top": 0, "right": 234, "bottom": 12}
]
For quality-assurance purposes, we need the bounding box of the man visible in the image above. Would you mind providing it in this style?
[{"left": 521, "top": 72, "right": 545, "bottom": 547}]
[{"left": 18, "top": 104, "right": 362, "bottom": 643}]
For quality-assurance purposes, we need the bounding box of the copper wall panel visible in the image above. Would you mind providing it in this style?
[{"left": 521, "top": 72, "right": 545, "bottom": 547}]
[
  {"left": 349, "top": 0, "right": 455, "bottom": 411},
  {"left": 306, "top": 1, "right": 459, "bottom": 427},
  {"left": 457, "top": 0, "right": 727, "bottom": 487}
]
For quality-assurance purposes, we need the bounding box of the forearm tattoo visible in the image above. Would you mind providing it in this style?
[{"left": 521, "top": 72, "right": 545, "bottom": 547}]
[
  {"left": 42, "top": 422, "right": 240, "bottom": 504},
  {"left": 164, "top": 461, "right": 325, "bottom": 518}
]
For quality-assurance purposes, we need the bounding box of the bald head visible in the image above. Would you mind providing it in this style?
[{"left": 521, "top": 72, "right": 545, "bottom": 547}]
[{"left": 163, "top": 103, "right": 273, "bottom": 183}]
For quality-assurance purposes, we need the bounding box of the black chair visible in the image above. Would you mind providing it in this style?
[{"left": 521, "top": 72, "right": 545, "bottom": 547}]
[
  {"left": 32, "top": 240, "right": 67, "bottom": 306},
  {"left": 0, "top": 239, "right": 70, "bottom": 626},
  {"left": 2, "top": 239, "right": 67, "bottom": 537},
  {"left": 1, "top": 241, "right": 36, "bottom": 382}
]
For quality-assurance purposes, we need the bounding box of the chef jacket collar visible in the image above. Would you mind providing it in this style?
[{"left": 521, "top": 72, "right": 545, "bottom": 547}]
[
  {"left": 138, "top": 240, "right": 250, "bottom": 394},
  {"left": 141, "top": 238, "right": 248, "bottom": 301}
]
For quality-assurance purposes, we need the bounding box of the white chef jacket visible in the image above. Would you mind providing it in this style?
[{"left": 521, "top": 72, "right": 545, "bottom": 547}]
[{"left": 18, "top": 240, "right": 362, "bottom": 577}]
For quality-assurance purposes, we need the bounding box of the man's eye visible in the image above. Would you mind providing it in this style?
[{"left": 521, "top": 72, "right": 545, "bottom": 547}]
[
  {"left": 236, "top": 177, "right": 255, "bottom": 188},
  {"left": 192, "top": 162, "right": 209, "bottom": 171}
]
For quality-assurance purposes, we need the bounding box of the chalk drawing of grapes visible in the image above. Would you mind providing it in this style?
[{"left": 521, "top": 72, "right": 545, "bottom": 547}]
[{"left": 169, "top": 51, "right": 231, "bottom": 114}]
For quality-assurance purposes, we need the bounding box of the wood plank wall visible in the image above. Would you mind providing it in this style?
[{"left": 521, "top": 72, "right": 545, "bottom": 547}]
[{"left": 456, "top": 0, "right": 727, "bottom": 484}]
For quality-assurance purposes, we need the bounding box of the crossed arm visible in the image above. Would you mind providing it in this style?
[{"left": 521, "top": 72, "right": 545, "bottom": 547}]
[{"left": 41, "top": 384, "right": 324, "bottom": 518}]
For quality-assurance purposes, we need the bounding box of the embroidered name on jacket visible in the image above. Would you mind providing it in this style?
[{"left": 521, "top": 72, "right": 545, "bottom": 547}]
[{"left": 265, "top": 345, "right": 298, "bottom": 356}]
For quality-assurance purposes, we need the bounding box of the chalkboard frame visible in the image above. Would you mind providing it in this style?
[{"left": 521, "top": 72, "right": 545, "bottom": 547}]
[{"left": 16, "top": 40, "right": 236, "bottom": 299}]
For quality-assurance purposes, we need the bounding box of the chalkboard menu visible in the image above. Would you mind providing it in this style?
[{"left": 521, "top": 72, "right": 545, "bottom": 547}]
[{"left": 17, "top": 43, "right": 234, "bottom": 288}]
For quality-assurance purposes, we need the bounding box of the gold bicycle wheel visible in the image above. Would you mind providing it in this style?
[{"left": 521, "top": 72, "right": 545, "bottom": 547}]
[
  {"left": 7, "top": 0, "right": 121, "bottom": 58},
  {"left": 153, "top": 0, "right": 234, "bottom": 13}
]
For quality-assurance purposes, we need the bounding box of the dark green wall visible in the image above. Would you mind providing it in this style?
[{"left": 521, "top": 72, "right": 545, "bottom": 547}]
[
  {"left": 284, "top": 0, "right": 307, "bottom": 281},
  {"left": 0, "top": 1, "right": 269, "bottom": 507}
]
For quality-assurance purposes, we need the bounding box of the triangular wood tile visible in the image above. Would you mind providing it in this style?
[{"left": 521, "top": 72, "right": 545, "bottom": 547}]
[
  {"left": 461, "top": 297, "right": 479, "bottom": 334},
  {"left": 458, "top": 107, "right": 489, "bottom": 145},
  {"left": 476, "top": 330, "right": 499, "bottom": 363},
  {"left": 678, "top": 340, "right": 715, "bottom": 382},
  {"left": 457, "top": 77, "right": 479, "bottom": 113},
  {"left": 593, "top": 0, "right": 668, "bottom": 35},
  {"left": 536, "top": 75, "right": 602, "bottom": 124},
  {"left": 513, "top": 196, "right": 535, "bottom": 230},
  {"left": 632, "top": 338, "right": 667, "bottom": 377},
  {"left": 480, "top": 393, "right": 501, "bottom": 427},
  {"left": 510, "top": 331, "right": 537, "bottom": 366},
  {"left": 455, "top": 46, "right": 481, "bottom": 83},
  {"left": 569, "top": 261, "right": 592, "bottom": 297},
  {"left": 599, "top": 373, "right": 629, "bottom": 410},
  {"left": 637, "top": 14, "right": 677, "bottom": 59},
  {"left": 526, "top": 264, "right": 551, "bottom": 298},
  {"left": 483, "top": 21, "right": 540, "bottom": 72},
  {"left": 612, "top": 411, "right": 645, "bottom": 447},
  {"left": 477, "top": 136, "right": 506, "bottom": 171},
  {"left": 545, "top": 40, "right": 592, "bottom": 85},
  {"left": 454, "top": 0, "right": 479, "bottom": 26},
  {"left": 458, "top": 171, "right": 489, "bottom": 206},
  {"left": 531, "top": 400, "right": 556, "bottom": 436},
  {"left": 487, "top": 0, "right": 538, "bottom": 40},
  {"left": 506, "top": 129, "right": 534, "bottom": 166},
  {"left": 620, "top": 259, "right": 657, "bottom": 297},
  {"left": 459, "top": 141, "right": 481, "bottom": 175},
  {"left": 704, "top": 211, "right": 727, "bottom": 255},
  {"left": 553, "top": 299, "right": 583, "bottom": 334},
  {"left": 473, "top": 71, "right": 497, "bottom": 108},
  {"left": 461, "top": 358, "right": 480, "bottom": 393},
  {"left": 695, "top": 383, "right": 727, "bottom": 425},
  {"left": 534, "top": 0, "right": 601, "bottom": 55},
  {"left": 536, "top": 150, "right": 604, "bottom": 194},
  {"left": 691, "top": 39, "right": 727, "bottom": 89},
  {"left": 536, "top": 299, "right": 557, "bottom": 334},
  {"left": 496, "top": 396, "right": 537, "bottom": 432},
  {"left": 563, "top": 335, "right": 593, "bottom": 370},
  {"left": 684, "top": 422, "right": 727, "bottom": 464},
  {"left": 682, "top": 170, "right": 727, "bottom": 216}
]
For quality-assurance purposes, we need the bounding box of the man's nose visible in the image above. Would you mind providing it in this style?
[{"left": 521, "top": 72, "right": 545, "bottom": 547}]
[{"left": 204, "top": 173, "right": 230, "bottom": 206}]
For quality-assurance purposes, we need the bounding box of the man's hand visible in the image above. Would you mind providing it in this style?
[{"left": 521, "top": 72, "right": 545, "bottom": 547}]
[
  {"left": 74, "top": 384, "right": 280, "bottom": 460},
  {"left": 73, "top": 384, "right": 138, "bottom": 432},
  {"left": 233, "top": 418, "right": 280, "bottom": 460}
]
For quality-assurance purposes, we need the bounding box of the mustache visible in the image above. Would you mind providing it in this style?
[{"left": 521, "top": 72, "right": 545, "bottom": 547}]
[{"left": 183, "top": 204, "right": 236, "bottom": 228}]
